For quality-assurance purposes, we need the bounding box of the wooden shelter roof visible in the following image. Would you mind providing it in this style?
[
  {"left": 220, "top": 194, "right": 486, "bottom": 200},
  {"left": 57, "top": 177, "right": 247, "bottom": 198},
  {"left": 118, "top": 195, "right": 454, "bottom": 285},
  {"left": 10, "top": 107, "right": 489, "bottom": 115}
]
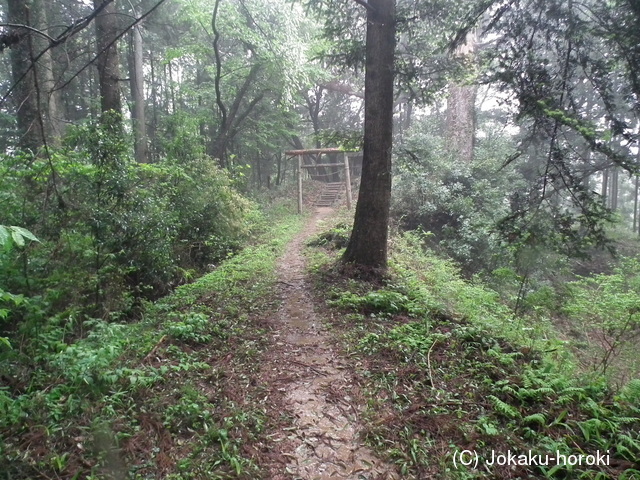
[{"left": 284, "top": 148, "right": 356, "bottom": 156}]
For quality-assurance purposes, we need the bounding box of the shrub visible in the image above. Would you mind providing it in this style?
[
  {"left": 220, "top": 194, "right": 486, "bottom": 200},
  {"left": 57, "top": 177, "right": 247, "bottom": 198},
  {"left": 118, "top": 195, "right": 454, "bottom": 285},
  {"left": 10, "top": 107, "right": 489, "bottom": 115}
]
[
  {"left": 563, "top": 257, "right": 640, "bottom": 382},
  {"left": 0, "top": 114, "right": 257, "bottom": 344}
]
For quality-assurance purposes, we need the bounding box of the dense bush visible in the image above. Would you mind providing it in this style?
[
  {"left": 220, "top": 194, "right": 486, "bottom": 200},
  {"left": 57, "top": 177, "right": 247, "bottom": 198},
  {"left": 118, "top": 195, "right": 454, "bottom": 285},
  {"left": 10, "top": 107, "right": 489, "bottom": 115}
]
[
  {"left": 392, "top": 116, "right": 526, "bottom": 274},
  {"left": 0, "top": 114, "right": 257, "bottom": 342}
]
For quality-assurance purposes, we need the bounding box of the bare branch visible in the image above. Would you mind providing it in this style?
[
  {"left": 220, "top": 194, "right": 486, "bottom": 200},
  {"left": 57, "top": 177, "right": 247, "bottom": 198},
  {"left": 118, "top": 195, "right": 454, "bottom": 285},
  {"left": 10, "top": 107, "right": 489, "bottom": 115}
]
[{"left": 0, "top": 23, "right": 56, "bottom": 44}]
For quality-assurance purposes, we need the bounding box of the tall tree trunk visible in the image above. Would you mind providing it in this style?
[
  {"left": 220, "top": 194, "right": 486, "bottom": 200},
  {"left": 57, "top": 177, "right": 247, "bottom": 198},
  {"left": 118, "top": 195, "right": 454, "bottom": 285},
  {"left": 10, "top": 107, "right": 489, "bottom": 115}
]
[
  {"left": 33, "top": 0, "right": 63, "bottom": 142},
  {"left": 128, "top": 21, "right": 148, "bottom": 162},
  {"left": 342, "top": 0, "right": 395, "bottom": 271},
  {"left": 94, "top": 0, "right": 122, "bottom": 114},
  {"left": 37, "top": 0, "right": 65, "bottom": 143},
  {"left": 445, "top": 29, "right": 477, "bottom": 164},
  {"left": 7, "top": 0, "right": 42, "bottom": 151}
]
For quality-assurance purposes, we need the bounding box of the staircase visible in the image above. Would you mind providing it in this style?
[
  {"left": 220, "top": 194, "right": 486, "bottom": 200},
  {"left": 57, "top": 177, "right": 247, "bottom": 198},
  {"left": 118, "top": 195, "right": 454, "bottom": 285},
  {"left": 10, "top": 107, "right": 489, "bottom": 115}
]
[{"left": 315, "top": 182, "right": 343, "bottom": 207}]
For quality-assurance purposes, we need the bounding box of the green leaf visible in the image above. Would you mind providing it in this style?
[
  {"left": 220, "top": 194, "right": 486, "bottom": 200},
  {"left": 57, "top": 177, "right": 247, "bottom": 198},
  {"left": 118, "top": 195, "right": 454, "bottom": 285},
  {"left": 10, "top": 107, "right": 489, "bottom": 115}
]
[
  {"left": 10, "top": 229, "right": 24, "bottom": 247},
  {"left": 4, "top": 226, "right": 40, "bottom": 248},
  {"left": 0, "top": 226, "right": 9, "bottom": 247},
  {"left": 10, "top": 226, "right": 39, "bottom": 243}
]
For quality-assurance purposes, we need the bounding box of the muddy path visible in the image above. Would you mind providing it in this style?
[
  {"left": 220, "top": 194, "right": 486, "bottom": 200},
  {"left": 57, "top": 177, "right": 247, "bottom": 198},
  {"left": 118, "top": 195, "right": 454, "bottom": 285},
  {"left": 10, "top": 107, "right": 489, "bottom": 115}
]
[{"left": 259, "top": 207, "right": 398, "bottom": 480}]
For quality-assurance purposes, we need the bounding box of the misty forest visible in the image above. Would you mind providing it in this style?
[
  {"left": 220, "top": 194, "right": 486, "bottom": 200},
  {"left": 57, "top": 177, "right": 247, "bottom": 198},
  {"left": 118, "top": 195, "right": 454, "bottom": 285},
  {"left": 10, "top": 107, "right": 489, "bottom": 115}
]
[{"left": 1, "top": 0, "right": 640, "bottom": 478}]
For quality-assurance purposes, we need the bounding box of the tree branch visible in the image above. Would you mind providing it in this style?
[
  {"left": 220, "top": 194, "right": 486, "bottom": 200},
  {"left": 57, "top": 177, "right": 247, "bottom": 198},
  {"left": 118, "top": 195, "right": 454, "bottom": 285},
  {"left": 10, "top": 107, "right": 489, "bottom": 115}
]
[
  {"left": 0, "top": 23, "right": 55, "bottom": 46},
  {"left": 352, "top": 0, "right": 377, "bottom": 13}
]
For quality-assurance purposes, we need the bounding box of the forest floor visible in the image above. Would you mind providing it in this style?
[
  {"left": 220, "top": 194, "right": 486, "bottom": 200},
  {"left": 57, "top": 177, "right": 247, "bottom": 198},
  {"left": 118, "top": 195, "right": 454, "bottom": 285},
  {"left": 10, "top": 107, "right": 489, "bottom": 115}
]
[
  {"left": 256, "top": 207, "right": 399, "bottom": 480},
  {"left": 5, "top": 199, "right": 637, "bottom": 480}
]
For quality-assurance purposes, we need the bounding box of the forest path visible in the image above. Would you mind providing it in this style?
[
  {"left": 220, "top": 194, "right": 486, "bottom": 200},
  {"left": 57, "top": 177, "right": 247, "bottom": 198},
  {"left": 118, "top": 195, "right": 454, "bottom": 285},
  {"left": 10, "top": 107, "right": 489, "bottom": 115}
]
[{"left": 259, "top": 207, "right": 398, "bottom": 480}]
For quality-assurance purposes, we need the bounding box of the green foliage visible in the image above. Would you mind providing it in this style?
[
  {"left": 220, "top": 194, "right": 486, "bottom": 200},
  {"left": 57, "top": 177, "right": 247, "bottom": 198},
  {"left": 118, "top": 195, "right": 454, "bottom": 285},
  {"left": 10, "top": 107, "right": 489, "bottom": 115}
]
[
  {"left": 0, "top": 206, "right": 304, "bottom": 479},
  {"left": 0, "top": 115, "right": 257, "bottom": 335},
  {"left": 0, "top": 225, "right": 38, "bottom": 349},
  {"left": 164, "top": 386, "right": 214, "bottom": 430},
  {"left": 0, "top": 225, "right": 39, "bottom": 249},
  {"left": 307, "top": 222, "right": 351, "bottom": 249},
  {"left": 311, "top": 227, "right": 640, "bottom": 479},
  {"left": 562, "top": 257, "right": 640, "bottom": 380},
  {"left": 619, "top": 380, "right": 640, "bottom": 409},
  {"left": 392, "top": 115, "right": 525, "bottom": 273},
  {"left": 165, "top": 312, "right": 213, "bottom": 344},
  {"left": 329, "top": 289, "right": 428, "bottom": 319},
  {"left": 390, "top": 231, "right": 547, "bottom": 345}
]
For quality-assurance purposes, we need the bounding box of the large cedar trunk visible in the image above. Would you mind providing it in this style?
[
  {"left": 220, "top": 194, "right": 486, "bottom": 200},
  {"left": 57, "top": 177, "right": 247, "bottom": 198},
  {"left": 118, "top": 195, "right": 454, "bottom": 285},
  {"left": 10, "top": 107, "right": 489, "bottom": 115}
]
[
  {"left": 445, "top": 30, "right": 477, "bottom": 164},
  {"left": 342, "top": 0, "right": 395, "bottom": 270},
  {"left": 446, "top": 84, "right": 477, "bottom": 162},
  {"left": 94, "top": 0, "right": 122, "bottom": 114},
  {"left": 7, "top": 0, "right": 42, "bottom": 150}
]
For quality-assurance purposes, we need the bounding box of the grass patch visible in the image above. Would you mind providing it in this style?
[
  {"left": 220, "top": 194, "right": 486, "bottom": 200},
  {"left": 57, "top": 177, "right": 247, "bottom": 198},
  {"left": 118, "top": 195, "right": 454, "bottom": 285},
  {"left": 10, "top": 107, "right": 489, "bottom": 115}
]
[{"left": 308, "top": 230, "right": 640, "bottom": 480}]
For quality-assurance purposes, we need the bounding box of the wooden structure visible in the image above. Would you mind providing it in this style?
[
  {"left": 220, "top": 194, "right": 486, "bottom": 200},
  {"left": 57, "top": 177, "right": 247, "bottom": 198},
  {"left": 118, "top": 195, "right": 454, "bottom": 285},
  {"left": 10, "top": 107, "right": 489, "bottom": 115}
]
[{"left": 284, "top": 148, "right": 359, "bottom": 214}]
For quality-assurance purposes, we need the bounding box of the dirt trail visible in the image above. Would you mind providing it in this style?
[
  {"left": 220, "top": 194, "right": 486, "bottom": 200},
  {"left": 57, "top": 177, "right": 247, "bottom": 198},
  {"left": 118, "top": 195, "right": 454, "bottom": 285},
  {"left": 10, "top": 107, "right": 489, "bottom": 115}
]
[{"left": 261, "top": 207, "right": 398, "bottom": 480}]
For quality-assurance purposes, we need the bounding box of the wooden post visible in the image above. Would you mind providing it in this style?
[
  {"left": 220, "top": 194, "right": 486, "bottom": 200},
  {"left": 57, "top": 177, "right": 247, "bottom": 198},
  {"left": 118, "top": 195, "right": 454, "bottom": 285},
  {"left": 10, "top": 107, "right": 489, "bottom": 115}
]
[
  {"left": 634, "top": 175, "right": 639, "bottom": 234},
  {"left": 344, "top": 152, "right": 353, "bottom": 209},
  {"left": 297, "top": 154, "right": 303, "bottom": 214}
]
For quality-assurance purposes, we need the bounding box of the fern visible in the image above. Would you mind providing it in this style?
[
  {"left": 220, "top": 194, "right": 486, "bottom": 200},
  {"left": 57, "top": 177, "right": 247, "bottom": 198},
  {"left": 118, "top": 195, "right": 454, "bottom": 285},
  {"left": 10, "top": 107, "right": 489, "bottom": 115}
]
[
  {"left": 616, "top": 444, "right": 636, "bottom": 462},
  {"left": 616, "top": 433, "right": 640, "bottom": 450},
  {"left": 558, "top": 386, "right": 588, "bottom": 401},
  {"left": 488, "top": 395, "right": 521, "bottom": 419},
  {"left": 615, "top": 416, "right": 640, "bottom": 425},
  {"left": 523, "top": 412, "right": 547, "bottom": 426},
  {"left": 517, "top": 386, "right": 555, "bottom": 401},
  {"left": 620, "top": 379, "right": 640, "bottom": 407},
  {"left": 501, "top": 384, "right": 519, "bottom": 397}
]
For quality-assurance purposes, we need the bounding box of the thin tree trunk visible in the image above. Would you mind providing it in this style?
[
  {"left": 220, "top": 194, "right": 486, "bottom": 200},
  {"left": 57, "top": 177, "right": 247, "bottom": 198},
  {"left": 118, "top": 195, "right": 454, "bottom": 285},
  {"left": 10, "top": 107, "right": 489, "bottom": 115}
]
[
  {"left": 342, "top": 0, "right": 395, "bottom": 271},
  {"left": 276, "top": 153, "right": 282, "bottom": 186},
  {"left": 256, "top": 152, "right": 262, "bottom": 188},
  {"left": 611, "top": 167, "right": 619, "bottom": 211},
  {"left": 149, "top": 50, "right": 159, "bottom": 161},
  {"left": 167, "top": 62, "right": 176, "bottom": 114},
  {"left": 633, "top": 175, "right": 638, "bottom": 233}
]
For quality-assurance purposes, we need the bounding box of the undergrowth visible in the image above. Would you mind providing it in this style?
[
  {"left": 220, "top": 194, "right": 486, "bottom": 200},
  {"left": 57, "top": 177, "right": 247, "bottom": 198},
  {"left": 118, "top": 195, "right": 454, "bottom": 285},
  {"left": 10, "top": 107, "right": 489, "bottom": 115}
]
[
  {"left": 0, "top": 203, "right": 306, "bottom": 480},
  {"left": 308, "top": 228, "right": 640, "bottom": 480}
]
